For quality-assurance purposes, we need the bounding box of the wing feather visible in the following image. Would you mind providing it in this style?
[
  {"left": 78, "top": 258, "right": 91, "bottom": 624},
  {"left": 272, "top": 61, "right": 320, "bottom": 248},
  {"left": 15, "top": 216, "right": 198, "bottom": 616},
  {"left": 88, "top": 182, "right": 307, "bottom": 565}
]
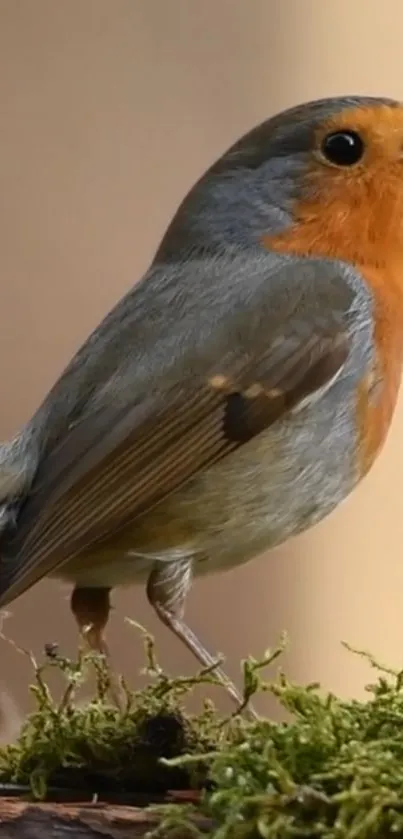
[{"left": 0, "top": 255, "right": 355, "bottom": 603}]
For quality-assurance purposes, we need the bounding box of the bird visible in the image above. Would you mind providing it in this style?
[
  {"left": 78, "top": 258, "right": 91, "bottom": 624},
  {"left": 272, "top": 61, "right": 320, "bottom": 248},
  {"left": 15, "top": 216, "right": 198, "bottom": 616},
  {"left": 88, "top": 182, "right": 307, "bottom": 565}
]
[{"left": 1, "top": 94, "right": 403, "bottom": 711}]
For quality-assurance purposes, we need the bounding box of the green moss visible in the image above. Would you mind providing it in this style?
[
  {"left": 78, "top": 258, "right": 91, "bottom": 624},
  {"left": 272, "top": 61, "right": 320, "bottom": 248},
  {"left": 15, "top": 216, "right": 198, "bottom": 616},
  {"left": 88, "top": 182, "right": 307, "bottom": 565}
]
[
  {"left": 2, "top": 626, "right": 403, "bottom": 838},
  {"left": 0, "top": 621, "right": 223, "bottom": 799}
]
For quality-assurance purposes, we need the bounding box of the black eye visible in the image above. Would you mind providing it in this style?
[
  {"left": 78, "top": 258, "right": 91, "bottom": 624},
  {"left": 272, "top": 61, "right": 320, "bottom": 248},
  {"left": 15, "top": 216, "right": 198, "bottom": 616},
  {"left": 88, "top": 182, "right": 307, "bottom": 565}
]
[{"left": 321, "top": 130, "right": 365, "bottom": 166}]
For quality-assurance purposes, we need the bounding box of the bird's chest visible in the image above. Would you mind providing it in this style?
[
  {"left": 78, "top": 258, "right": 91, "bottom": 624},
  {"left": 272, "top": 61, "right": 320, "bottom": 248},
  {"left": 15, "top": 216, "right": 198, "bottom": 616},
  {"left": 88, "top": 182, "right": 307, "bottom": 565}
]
[
  {"left": 352, "top": 263, "right": 403, "bottom": 479},
  {"left": 62, "top": 267, "right": 403, "bottom": 589},
  {"left": 64, "top": 382, "right": 361, "bottom": 590},
  {"left": 110, "top": 381, "right": 362, "bottom": 577},
  {"left": 126, "top": 294, "right": 403, "bottom": 573}
]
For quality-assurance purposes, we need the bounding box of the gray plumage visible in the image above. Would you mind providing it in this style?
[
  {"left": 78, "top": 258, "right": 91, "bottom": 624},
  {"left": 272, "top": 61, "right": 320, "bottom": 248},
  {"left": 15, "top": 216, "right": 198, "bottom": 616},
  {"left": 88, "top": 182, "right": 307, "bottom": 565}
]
[{"left": 0, "top": 95, "right": 398, "bottom": 710}]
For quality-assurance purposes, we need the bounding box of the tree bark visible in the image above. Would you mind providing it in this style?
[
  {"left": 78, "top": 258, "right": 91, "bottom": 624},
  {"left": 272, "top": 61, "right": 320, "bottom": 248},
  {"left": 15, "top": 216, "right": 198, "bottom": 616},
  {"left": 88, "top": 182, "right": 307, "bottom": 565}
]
[{"left": 0, "top": 798, "right": 211, "bottom": 839}]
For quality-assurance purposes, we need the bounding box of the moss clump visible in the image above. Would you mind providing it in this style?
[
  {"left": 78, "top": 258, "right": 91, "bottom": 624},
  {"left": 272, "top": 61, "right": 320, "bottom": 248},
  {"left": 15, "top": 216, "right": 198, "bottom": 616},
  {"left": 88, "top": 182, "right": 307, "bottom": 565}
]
[
  {"left": 155, "top": 642, "right": 403, "bottom": 839},
  {"left": 0, "top": 621, "right": 225, "bottom": 800},
  {"left": 2, "top": 627, "right": 403, "bottom": 838}
]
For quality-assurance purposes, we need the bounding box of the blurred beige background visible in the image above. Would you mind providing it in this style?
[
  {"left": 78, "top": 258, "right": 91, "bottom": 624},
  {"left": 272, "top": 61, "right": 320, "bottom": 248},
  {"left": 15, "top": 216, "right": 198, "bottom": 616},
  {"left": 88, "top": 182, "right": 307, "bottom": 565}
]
[{"left": 0, "top": 0, "right": 403, "bottom": 735}]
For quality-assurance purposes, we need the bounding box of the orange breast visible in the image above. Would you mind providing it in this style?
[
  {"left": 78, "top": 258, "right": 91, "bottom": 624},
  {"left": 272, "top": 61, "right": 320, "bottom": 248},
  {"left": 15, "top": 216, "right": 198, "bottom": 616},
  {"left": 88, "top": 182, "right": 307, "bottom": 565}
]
[
  {"left": 353, "top": 262, "right": 403, "bottom": 475},
  {"left": 263, "top": 223, "right": 403, "bottom": 480},
  {"left": 262, "top": 101, "right": 403, "bottom": 477}
]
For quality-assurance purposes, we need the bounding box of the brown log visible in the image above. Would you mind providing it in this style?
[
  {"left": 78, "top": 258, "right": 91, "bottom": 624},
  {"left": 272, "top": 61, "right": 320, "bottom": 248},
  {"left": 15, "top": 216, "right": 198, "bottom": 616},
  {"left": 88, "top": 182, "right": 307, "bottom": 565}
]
[{"left": 0, "top": 798, "right": 212, "bottom": 839}]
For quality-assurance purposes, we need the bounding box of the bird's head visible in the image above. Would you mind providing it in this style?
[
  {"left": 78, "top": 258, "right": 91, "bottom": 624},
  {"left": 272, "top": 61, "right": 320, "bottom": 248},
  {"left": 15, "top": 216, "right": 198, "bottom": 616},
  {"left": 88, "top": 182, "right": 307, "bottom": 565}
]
[{"left": 155, "top": 95, "right": 403, "bottom": 270}]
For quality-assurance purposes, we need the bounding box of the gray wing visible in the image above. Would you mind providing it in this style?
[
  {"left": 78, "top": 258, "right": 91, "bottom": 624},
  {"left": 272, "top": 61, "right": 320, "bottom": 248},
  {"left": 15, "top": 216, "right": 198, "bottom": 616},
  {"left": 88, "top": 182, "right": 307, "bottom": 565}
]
[{"left": 0, "top": 254, "right": 356, "bottom": 604}]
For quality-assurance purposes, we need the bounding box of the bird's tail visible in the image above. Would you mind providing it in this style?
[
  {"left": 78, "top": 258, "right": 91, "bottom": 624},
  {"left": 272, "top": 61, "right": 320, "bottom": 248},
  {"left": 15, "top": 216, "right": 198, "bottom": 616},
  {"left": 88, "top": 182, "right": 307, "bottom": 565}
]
[{"left": 0, "top": 430, "right": 40, "bottom": 539}]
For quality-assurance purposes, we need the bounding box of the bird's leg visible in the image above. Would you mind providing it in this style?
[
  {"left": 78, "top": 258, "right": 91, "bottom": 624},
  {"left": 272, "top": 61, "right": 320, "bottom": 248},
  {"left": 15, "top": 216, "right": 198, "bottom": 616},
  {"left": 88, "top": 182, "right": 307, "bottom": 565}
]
[
  {"left": 70, "top": 586, "right": 122, "bottom": 708},
  {"left": 146, "top": 560, "right": 257, "bottom": 719}
]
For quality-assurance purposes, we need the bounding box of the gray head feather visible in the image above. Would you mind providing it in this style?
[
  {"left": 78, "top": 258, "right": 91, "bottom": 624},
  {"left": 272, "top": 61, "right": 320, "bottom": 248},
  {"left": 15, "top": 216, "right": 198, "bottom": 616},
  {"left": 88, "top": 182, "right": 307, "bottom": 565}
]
[{"left": 155, "top": 95, "right": 398, "bottom": 261}]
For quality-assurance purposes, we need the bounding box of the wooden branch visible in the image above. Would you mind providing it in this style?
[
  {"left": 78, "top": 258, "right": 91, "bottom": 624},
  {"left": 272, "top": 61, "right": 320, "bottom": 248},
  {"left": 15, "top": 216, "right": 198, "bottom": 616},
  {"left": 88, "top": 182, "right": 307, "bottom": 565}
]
[{"left": 0, "top": 798, "right": 212, "bottom": 839}]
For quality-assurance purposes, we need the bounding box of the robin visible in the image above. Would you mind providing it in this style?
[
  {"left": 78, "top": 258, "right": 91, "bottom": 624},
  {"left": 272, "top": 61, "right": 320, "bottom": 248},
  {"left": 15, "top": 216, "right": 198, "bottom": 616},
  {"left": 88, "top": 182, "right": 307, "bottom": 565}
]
[{"left": 0, "top": 94, "right": 402, "bottom": 710}]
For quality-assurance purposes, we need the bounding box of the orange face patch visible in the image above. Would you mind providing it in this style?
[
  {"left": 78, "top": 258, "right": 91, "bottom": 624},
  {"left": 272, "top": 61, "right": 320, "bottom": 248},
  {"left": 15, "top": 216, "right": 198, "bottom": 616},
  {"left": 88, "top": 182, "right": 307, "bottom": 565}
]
[
  {"left": 264, "top": 104, "right": 403, "bottom": 267},
  {"left": 262, "top": 103, "right": 403, "bottom": 477}
]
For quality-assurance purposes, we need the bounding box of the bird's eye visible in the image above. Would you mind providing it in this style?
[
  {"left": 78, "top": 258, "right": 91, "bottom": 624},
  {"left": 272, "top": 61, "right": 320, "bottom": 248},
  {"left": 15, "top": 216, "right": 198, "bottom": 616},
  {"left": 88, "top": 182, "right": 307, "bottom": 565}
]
[{"left": 320, "top": 130, "right": 365, "bottom": 167}]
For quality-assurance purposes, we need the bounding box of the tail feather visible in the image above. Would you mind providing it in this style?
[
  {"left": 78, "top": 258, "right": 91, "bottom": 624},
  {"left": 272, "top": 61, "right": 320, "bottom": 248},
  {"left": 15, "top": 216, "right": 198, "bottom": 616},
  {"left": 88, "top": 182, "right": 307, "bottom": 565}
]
[
  {"left": 0, "top": 431, "right": 40, "bottom": 549},
  {"left": 0, "top": 433, "right": 38, "bottom": 503},
  {"left": 0, "top": 504, "right": 17, "bottom": 538}
]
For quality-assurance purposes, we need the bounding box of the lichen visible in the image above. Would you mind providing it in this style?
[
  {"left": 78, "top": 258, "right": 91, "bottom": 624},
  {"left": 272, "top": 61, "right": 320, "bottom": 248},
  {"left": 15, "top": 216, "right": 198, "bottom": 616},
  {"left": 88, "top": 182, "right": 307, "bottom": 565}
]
[{"left": 1, "top": 623, "right": 403, "bottom": 838}]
